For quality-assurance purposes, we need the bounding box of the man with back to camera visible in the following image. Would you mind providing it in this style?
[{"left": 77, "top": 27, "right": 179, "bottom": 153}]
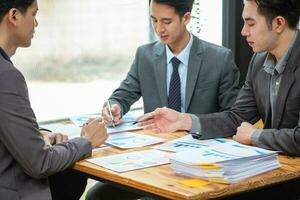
[
  {"left": 139, "top": 0, "right": 300, "bottom": 199},
  {"left": 86, "top": 0, "right": 240, "bottom": 199},
  {"left": 0, "top": 0, "right": 108, "bottom": 199}
]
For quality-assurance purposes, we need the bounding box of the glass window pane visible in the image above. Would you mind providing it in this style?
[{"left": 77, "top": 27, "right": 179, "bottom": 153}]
[
  {"left": 188, "top": 0, "right": 223, "bottom": 45},
  {"left": 12, "top": 0, "right": 149, "bottom": 121}
]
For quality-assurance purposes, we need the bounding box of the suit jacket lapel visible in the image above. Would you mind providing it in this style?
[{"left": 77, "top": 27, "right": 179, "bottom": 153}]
[
  {"left": 263, "top": 73, "right": 272, "bottom": 128},
  {"left": 273, "top": 67, "right": 295, "bottom": 128},
  {"left": 153, "top": 43, "right": 168, "bottom": 107},
  {"left": 185, "top": 36, "right": 204, "bottom": 111}
]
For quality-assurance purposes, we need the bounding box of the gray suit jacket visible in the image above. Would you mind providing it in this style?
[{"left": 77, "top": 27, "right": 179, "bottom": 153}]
[
  {"left": 109, "top": 35, "right": 240, "bottom": 115},
  {"left": 197, "top": 33, "right": 300, "bottom": 156},
  {"left": 0, "top": 56, "right": 92, "bottom": 199}
]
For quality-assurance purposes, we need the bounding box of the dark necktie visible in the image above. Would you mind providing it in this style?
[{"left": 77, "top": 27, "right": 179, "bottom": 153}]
[{"left": 168, "top": 57, "right": 181, "bottom": 112}]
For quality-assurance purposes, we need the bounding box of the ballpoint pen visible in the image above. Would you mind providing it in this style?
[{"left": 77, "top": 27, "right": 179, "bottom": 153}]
[
  {"left": 106, "top": 100, "right": 115, "bottom": 127},
  {"left": 132, "top": 112, "right": 153, "bottom": 125}
]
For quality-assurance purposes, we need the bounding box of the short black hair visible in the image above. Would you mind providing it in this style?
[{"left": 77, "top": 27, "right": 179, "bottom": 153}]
[
  {"left": 152, "top": 0, "right": 194, "bottom": 18},
  {"left": 0, "top": 0, "right": 35, "bottom": 22},
  {"left": 247, "top": 0, "right": 300, "bottom": 29}
]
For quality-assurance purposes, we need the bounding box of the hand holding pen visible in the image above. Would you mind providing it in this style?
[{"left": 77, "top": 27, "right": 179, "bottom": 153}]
[{"left": 102, "top": 101, "right": 122, "bottom": 127}]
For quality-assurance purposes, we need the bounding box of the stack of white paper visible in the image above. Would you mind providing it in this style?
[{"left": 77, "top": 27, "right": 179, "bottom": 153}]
[{"left": 169, "top": 143, "right": 280, "bottom": 184}]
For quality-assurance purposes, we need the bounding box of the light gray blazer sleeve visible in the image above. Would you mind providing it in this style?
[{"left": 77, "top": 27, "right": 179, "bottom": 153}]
[{"left": 0, "top": 69, "right": 92, "bottom": 179}]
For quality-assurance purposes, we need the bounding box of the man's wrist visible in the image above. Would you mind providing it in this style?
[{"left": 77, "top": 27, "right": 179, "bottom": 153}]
[{"left": 179, "top": 113, "right": 192, "bottom": 131}]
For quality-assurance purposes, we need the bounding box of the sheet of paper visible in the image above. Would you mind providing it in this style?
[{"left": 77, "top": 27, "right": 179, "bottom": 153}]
[
  {"left": 69, "top": 112, "right": 138, "bottom": 127},
  {"left": 105, "top": 132, "right": 164, "bottom": 149},
  {"left": 153, "top": 135, "right": 233, "bottom": 152},
  {"left": 92, "top": 144, "right": 111, "bottom": 152},
  {"left": 69, "top": 114, "right": 100, "bottom": 127},
  {"left": 87, "top": 150, "right": 170, "bottom": 172},
  {"left": 120, "top": 112, "right": 137, "bottom": 123},
  {"left": 69, "top": 113, "right": 141, "bottom": 134},
  {"left": 106, "top": 122, "right": 142, "bottom": 134}
]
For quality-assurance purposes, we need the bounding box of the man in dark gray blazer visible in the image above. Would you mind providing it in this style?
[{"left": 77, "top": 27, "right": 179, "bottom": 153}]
[
  {"left": 0, "top": 1, "right": 108, "bottom": 200},
  {"left": 139, "top": 0, "right": 300, "bottom": 199},
  {"left": 102, "top": 0, "right": 240, "bottom": 126}
]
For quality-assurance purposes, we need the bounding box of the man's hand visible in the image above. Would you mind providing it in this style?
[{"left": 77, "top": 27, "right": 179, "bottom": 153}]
[
  {"left": 233, "top": 122, "right": 257, "bottom": 145},
  {"left": 81, "top": 118, "right": 108, "bottom": 148},
  {"left": 102, "top": 103, "right": 121, "bottom": 125},
  {"left": 138, "top": 107, "right": 192, "bottom": 133},
  {"left": 40, "top": 130, "right": 68, "bottom": 146}
]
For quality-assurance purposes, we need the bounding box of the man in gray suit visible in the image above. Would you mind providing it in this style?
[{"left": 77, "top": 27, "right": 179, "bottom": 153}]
[
  {"left": 87, "top": 0, "right": 239, "bottom": 200},
  {"left": 0, "top": 1, "right": 108, "bottom": 199},
  {"left": 140, "top": 0, "right": 300, "bottom": 199},
  {"left": 102, "top": 0, "right": 240, "bottom": 126}
]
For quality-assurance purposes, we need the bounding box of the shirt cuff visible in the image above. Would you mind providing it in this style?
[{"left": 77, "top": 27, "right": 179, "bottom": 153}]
[
  {"left": 251, "top": 128, "right": 263, "bottom": 146},
  {"left": 189, "top": 114, "right": 201, "bottom": 133},
  {"left": 39, "top": 128, "right": 52, "bottom": 133}
]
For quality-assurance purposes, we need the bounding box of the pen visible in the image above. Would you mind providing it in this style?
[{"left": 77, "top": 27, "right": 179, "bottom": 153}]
[
  {"left": 132, "top": 113, "right": 153, "bottom": 125},
  {"left": 106, "top": 100, "right": 115, "bottom": 127}
]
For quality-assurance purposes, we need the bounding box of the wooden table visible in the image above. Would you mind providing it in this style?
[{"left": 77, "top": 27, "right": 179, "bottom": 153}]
[{"left": 73, "top": 130, "right": 300, "bottom": 200}]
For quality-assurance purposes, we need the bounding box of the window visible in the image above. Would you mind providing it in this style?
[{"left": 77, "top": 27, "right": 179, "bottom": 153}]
[
  {"left": 13, "top": 0, "right": 149, "bottom": 121},
  {"left": 188, "top": 0, "right": 223, "bottom": 45},
  {"left": 12, "top": 0, "right": 223, "bottom": 121}
]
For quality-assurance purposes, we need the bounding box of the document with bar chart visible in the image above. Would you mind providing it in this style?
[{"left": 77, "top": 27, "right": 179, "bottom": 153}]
[{"left": 152, "top": 135, "right": 233, "bottom": 152}]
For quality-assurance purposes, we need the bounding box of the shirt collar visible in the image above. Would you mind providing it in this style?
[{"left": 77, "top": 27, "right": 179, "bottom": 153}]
[
  {"left": 166, "top": 33, "right": 193, "bottom": 66},
  {"left": 0, "top": 47, "right": 12, "bottom": 64},
  {"left": 264, "top": 30, "right": 299, "bottom": 75}
]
